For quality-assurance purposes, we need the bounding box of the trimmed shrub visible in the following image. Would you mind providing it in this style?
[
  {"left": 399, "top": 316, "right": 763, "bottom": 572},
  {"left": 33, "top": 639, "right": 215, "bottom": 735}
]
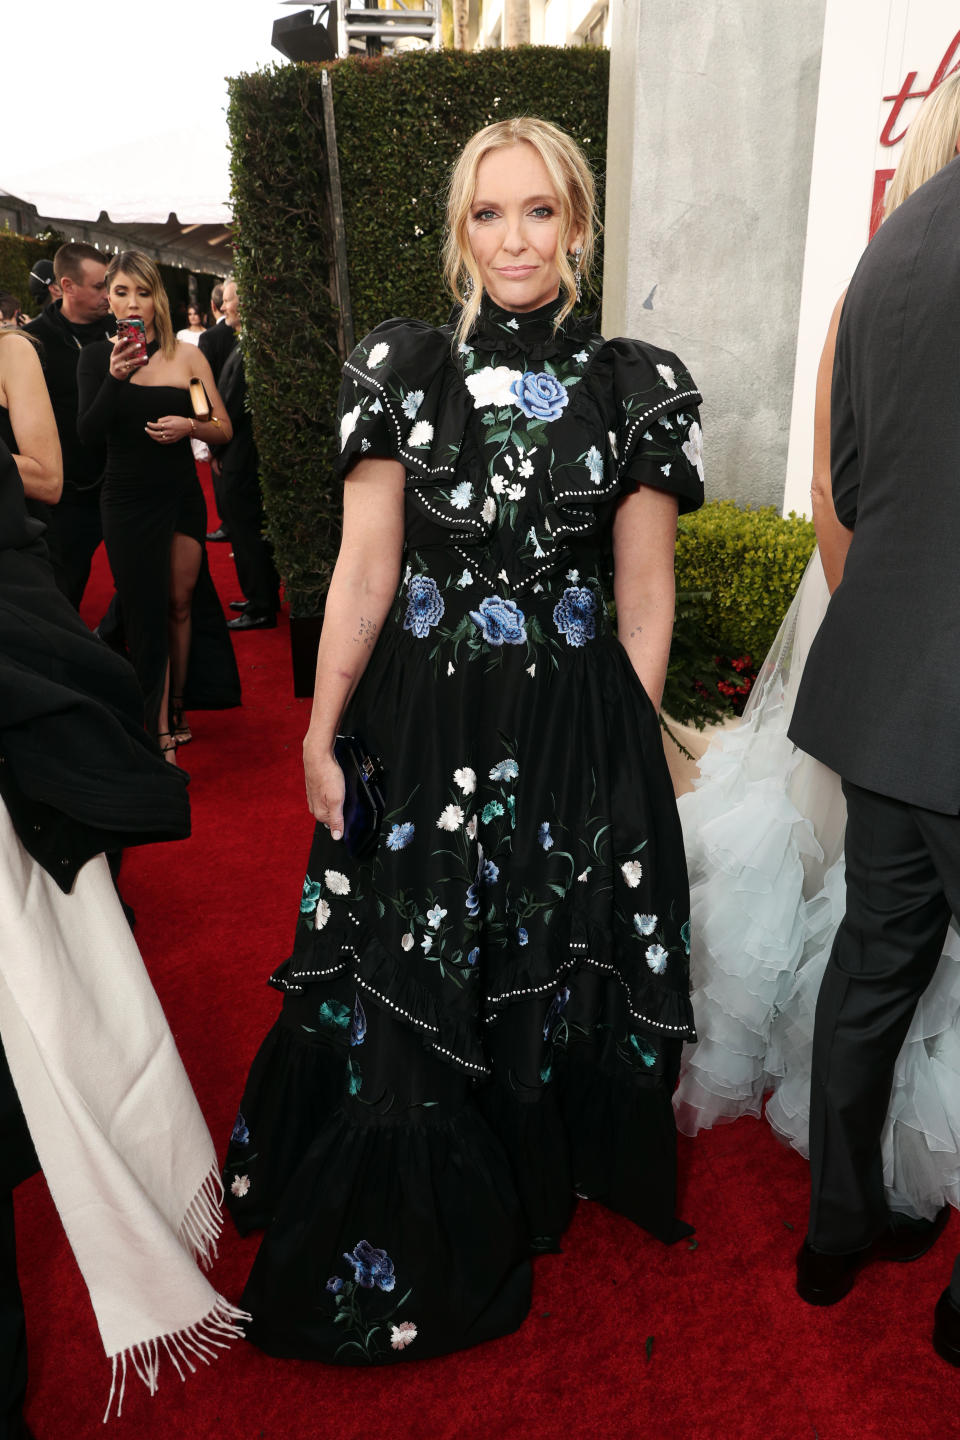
[
  {"left": 0, "top": 233, "right": 59, "bottom": 311},
  {"left": 674, "top": 499, "right": 817, "bottom": 662},
  {"left": 227, "top": 46, "right": 610, "bottom": 616}
]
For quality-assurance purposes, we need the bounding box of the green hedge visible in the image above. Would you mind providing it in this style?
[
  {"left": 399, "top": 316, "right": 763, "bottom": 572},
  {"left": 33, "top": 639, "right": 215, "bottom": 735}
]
[
  {"left": 228, "top": 46, "right": 610, "bottom": 616},
  {"left": 674, "top": 500, "right": 817, "bottom": 662},
  {"left": 0, "top": 232, "right": 59, "bottom": 311}
]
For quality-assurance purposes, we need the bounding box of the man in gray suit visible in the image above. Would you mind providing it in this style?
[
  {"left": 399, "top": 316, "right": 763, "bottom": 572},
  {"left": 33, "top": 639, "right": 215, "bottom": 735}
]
[{"left": 788, "top": 155, "right": 960, "bottom": 1359}]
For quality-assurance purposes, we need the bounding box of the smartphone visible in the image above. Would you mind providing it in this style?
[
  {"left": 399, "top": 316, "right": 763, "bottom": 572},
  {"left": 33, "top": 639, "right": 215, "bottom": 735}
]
[{"left": 116, "top": 317, "right": 147, "bottom": 364}]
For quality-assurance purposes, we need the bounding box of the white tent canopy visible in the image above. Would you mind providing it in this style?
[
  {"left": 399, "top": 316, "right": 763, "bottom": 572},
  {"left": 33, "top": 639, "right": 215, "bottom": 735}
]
[{"left": 3, "top": 128, "right": 232, "bottom": 228}]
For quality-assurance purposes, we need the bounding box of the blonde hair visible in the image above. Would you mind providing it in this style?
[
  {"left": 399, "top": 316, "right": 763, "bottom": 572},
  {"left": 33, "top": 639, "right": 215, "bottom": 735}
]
[
  {"left": 884, "top": 71, "right": 960, "bottom": 218},
  {"left": 443, "top": 116, "right": 597, "bottom": 347},
  {"left": 105, "top": 251, "right": 177, "bottom": 360}
]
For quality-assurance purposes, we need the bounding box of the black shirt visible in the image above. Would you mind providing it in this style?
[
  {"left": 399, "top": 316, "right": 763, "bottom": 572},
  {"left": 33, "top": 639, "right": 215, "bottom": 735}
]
[{"left": 24, "top": 301, "right": 112, "bottom": 498}]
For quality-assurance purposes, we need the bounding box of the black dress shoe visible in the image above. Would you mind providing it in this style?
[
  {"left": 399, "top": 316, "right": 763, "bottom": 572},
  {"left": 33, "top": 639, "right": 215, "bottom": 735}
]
[
  {"left": 934, "top": 1287, "right": 960, "bottom": 1365},
  {"left": 229, "top": 600, "right": 249, "bottom": 613},
  {"left": 206, "top": 527, "right": 230, "bottom": 542},
  {"left": 227, "top": 611, "right": 277, "bottom": 631},
  {"left": 797, "top": 1205, "right": 950, "bottom": 1306}
]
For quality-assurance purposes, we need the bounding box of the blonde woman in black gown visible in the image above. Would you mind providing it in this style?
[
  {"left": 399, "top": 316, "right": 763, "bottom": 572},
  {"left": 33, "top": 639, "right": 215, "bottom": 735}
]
[{"left": 224, "top": 117, "right": 706, "bottom": 1365}]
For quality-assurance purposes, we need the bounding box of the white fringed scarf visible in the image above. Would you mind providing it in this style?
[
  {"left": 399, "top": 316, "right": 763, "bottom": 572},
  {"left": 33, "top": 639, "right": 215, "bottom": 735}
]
[{"left": 0, "top": 802, "right": 247, "bottom": 1420}]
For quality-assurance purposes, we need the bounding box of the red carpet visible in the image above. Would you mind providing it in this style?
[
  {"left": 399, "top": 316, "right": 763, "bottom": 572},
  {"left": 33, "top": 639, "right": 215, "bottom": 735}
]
[{"left": 17, "top": 480, "right": 960, "bottom": 1438}]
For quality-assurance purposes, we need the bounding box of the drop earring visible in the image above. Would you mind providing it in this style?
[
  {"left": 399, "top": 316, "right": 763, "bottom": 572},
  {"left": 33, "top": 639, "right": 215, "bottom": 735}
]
[
  {"left": 572, "top": 246, "right": 583, "bottom": 305},
  {"left": 463, "top": 272, "right": 475, "bottom": 300}
]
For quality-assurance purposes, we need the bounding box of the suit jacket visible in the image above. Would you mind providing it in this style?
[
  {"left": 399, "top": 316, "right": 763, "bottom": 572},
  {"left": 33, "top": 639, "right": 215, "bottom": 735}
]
[
  {"left": 217, "top": 343, "right": 257, "bottom": 477},
  {"left": 789, "top": 156, "right": 960, "bottom": 813},
  {"left": 24, "top": 301, "right": 110, "bottom": 499},
  {"left": 198, "top": 319, "right": 237, "bottom": 385}
]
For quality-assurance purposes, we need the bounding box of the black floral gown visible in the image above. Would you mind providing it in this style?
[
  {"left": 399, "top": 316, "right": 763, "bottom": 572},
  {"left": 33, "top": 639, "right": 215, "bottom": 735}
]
[{"left": 225, "top": 295, "right": 705, "bottom": 1364}]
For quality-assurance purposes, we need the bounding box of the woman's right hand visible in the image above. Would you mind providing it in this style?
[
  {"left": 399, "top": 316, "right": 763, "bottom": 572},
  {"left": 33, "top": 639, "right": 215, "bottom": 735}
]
[
  {"left": 109, "top": 336, "right": 144, "bottom": 381},
  {"left": 303, "top": 733, "right": 345, "bottom": 838}
]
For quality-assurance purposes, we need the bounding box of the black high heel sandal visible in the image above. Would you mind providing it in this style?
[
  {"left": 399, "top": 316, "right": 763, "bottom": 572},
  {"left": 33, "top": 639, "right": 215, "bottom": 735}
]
[{"left": 170, "top": 695, "right": 193, "bottom": 746}]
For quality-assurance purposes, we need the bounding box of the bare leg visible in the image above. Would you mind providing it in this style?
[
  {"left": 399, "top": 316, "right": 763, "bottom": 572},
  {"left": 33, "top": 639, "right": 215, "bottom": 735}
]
[{"left": 168, "top": 533, "right": 202, "bottom": 747}]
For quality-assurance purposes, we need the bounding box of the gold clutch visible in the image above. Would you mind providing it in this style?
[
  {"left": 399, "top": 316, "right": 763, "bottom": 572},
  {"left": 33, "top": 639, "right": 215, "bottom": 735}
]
[{"left": 189, "top": 376, "right": 212, "bottom": 422}]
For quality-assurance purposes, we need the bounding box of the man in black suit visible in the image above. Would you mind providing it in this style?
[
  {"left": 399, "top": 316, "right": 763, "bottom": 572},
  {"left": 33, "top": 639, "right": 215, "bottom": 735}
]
[
  {"left": 215, "top": 279, "right": 279, "bottom": 631},
  {"left": 25, "top": 243, "right": 111, "bottom": 607},
  {"left": 198, "top": 283, "right": 236, "bottom": 543},
  {"left": 789, "top": 155, "right": 960, "bottom": 1358}
]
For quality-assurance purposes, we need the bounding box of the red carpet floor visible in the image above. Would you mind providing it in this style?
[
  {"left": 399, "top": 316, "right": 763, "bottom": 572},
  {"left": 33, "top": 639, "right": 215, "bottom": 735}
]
[{"left": 17, "top": 484, "right": 960, "bottom": 1438}]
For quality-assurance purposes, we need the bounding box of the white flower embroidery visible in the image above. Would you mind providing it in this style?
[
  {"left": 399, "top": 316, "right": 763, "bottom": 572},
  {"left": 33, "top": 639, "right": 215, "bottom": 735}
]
[
  {"left": 506, "top": 484, "right": 526, "bottom": 502},
  {"left": 633, "top": 913, "right": 658, "bottom": 936},
  {"left": 402, "top": 389, "right": 424, "bottom": 419},
  {"left": 421, "top": 934, "right": 433, "bottom": 953},
  {"left": 527, "top": 526, "right": 545, "bottom": 558},
  {"left": 401, "top": 932, "right": 414, "bottom": 951},
  {"left": 315, "top": 899, "right": 331, "bottom": 929},
  {"left": 682, "top": 421, "right": 705, "bottom": 483},
  {"left": 497, "top": 569, "right": 509, "bottom": 583},
  {"left": 407, "top": 419, "right": 434, "bottom": 449},
  {"left": 577, "top": 868, "right": 591, "bottom": 883},
  {"left": 447, "top": 661, "right": 455, "bottom": 675},
  {"left": 427, "top": 903, "right": 448, "bottom": 929},
  {"left": 656, "top": 363, "right": 677, "bottom": 390},
  {"left": 450, "top": 480, "right": 473, "bottom": 510},
  {"left": 503, "top": 454, "right": 514, "bottom": 471},
  {"left": 661, "top": 463, "right": 671, "bottom": 476},
  {"left": 586, "top": 446, "right": 603, "bottom": 485},
  {"left": 458, "top": 341, "right": 473, "bottom": 355},
  {"left": 454, "top": 767, "right": 477, "bottom": 795},
  {"left": 404, "top": 563, "right": 412, "bottom": 585},
  {"left": 518, "top": 458, "right": 534, "bottom": 478},
  {"left": 621, "top": 860, "right": 643, "bottom": 888},
  {"left": 367, "top": 341, "right": 390, "bottom": 368},
  {"left": 390, "top": 1321, "right": 418, "bottom": 1350},
  {"left": 370, "top": 398, "right": 383, "bottom": 415},
  {"left": 437, "top": 804, "right": 465, "bottom": 831},
  {"left": 464, "top": 366, "right": 522, "bottom": 410},
  {"left": 608, "top": 430, "right": 619, "bottom": 459},
  {"left": 567, "top": 569, "right": 579, "bottom": 583},
  {"left": 482, "top": 496, "right": 497, "bottom": 525},
  {"left": 230, "top": 1174, "right": 251, "bottom": 1197},
  {"left": 457, "top": 569, "right": 473, "bottom": 588},
  {"left": 324, "top": 870, "right": 350, "bottom": 895},
  {"left": 506, "top": 317, "right": 519, "bottom": 330},
  {"left": 361, "top": 438, "right": 371, "bottom": 452},
  {"left": 646, "top": 943, "right": 669, "bottom": 975},
  {"left": 574, "top": 349, "right": 589, "bottom": 363},
  {"left": 466, "top": 815, "right": 478, "bottom": 840},
  {"left": 490, "top": 475, "right": 506, "bottom": 495},
  {"left": 526, "top": 663, "right": 536, "bottom": 677},
  {"left": 339, "top": 405, "right": 361, "bottom": 451},
  {"left": 532, "top": 583, "right": 544, "bottom": 594}
]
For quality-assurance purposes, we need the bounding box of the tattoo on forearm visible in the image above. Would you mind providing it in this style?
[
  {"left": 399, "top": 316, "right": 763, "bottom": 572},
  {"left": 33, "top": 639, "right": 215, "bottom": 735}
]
[
  {"left": 354, "top": 616, "right": 377, "bottom": 648},
  {"left": 627, "top": 625, "right": 643, "bottom": 639}
]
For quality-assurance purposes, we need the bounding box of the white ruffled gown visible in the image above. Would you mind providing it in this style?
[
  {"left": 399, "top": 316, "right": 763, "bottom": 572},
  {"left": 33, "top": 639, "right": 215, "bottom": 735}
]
[{"left": 673, "top": 550, "right": 960, "bottom": 1220}]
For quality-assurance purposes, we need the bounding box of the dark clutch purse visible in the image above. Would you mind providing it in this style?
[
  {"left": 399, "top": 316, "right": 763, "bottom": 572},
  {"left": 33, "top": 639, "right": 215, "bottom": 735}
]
[{"left": 334, "top": 734, "right": 385, "bottom": 859}]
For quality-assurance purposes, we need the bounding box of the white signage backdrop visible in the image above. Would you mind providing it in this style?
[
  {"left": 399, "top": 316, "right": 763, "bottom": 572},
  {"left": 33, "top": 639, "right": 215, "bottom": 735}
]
[{"left": 782, "top": 0, "right": 960, "bottom": 515}]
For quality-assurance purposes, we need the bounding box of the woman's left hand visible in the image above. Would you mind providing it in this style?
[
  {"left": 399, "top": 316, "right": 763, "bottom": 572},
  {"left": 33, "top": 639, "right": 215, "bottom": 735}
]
[{"left": 145, "top": 415, "right": 192, "bottom": 445}]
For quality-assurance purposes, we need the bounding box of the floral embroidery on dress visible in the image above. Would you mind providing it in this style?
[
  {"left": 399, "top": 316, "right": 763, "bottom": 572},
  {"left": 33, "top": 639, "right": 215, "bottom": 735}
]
[
  {"left": 324, "top": 1241, "right": 418, "bottom": 1362},
  {"left": 553, "top": 587, "right": 597, "bottom": 647},
  {"left": 404, "top": 576, "right": 445, "bottom": 637}
]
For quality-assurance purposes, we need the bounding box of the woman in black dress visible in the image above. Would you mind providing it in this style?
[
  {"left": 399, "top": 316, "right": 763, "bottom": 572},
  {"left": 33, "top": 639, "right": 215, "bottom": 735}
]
[
  {"left": 225, "top": 118, "right": 704, "bottom": 1364},
  {"left": 77, "top": 252, "right": 240, "bottom": 756}
]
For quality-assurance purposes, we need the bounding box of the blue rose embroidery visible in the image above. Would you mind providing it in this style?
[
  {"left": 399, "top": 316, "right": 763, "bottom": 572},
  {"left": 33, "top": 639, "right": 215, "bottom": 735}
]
[
  {"left": 511, "top": 370, "right": 570, "bottom": 423},
  {"left": 230, "top": 1112, "right": 250, "bottom": 1146},
  {"left": 300, "top": 876, "right": 322, "bottom": 914},
  {"left": 543, "top": 985, "right": 570, "bottom": 1039},
  {"left": 553, "top": 587, "right": 597, "bottom": 647},
  {"left": 517, "top": 926, "right": 529, "bottom": 946},
  {"left": 404, "top": 575, "right": 445, "bottom": 638},
  {"left": 470, "top": 596, "right": 527, "bottom": 646},
  {"left": 350, "top": 995, "right": 367, "bottom": 1047},
  {"left": 467, "top": 947, "right": 480, "bottom": 966},
  {"left": 386, "top": 822, "right": 415, "bottom": 851},
  {"left": 466, "top": 882, "right": 480, "bottom": 917},
  {"left": 343, "top": 1240, "right": 396, "bottom": 1292},
  {"left": 538, "top": 822, "right": 554, "bottom": 851},
  {"left": 326, "top": 1276, "right": 343, "bottom": 1294}
]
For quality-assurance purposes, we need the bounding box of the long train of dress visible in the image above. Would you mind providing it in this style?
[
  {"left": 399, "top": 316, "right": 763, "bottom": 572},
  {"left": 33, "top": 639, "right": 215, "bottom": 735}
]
[{"left": 673, "top": 551, "right": 960, "bottom": 1220}]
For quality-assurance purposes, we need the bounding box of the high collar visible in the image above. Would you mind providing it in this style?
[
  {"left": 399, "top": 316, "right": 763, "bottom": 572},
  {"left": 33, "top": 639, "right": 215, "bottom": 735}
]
[{"left": 467, "top": 290, "right": 597, "bottom": 362}]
